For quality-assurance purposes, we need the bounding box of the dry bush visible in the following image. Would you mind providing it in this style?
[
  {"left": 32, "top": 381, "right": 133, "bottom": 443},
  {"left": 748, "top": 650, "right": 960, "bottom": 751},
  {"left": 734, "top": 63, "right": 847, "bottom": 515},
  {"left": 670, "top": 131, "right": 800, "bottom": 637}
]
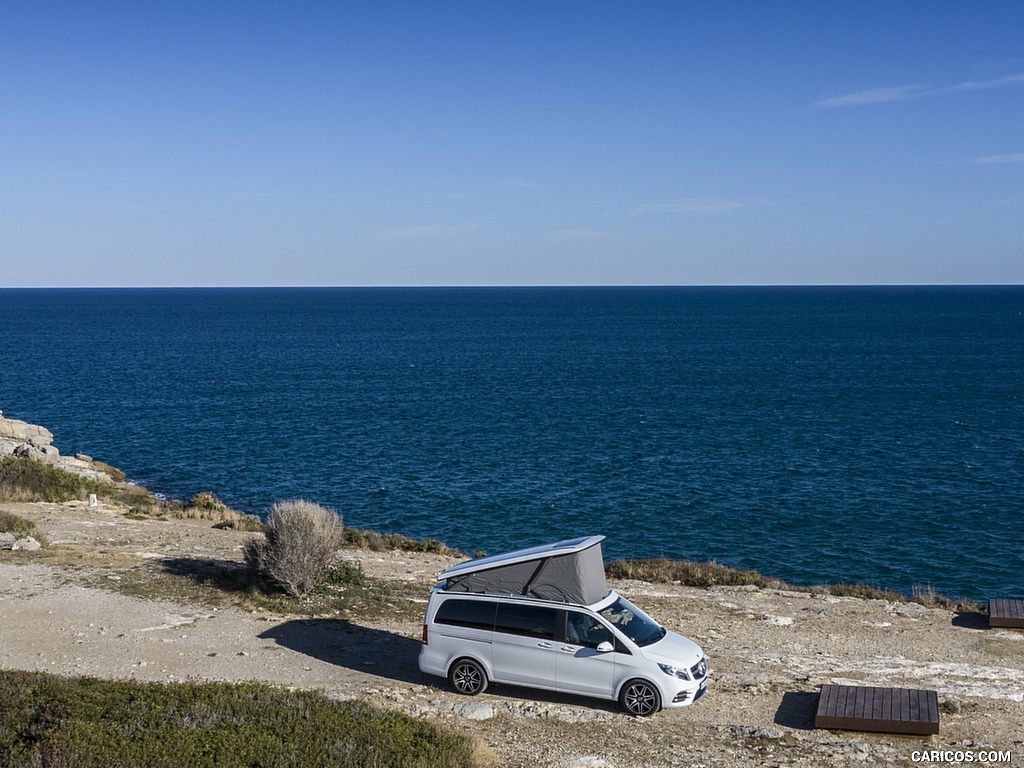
[
  {"left": 172, "top": 491, "right": 264, "bottom": 530},
  {"left": 244, "top": 500, "right": 344, "bottom": 599},
  {"left": 912, "top": 583, "right": 983, "bottom": 613}
]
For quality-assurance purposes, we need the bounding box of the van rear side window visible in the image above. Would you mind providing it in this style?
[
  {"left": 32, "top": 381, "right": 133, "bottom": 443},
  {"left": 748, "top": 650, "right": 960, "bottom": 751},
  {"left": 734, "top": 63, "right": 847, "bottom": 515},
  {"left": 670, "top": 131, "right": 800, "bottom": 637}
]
[
  {"left": 434, "top": 599, "right": 497, "bottom": 630},
  {"left": 494, "top": 603, "right": 557, "bottom": 640}
]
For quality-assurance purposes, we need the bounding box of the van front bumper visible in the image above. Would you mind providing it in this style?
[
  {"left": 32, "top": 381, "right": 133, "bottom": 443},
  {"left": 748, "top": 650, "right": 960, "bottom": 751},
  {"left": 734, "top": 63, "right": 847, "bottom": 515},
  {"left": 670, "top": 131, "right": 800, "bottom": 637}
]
[{"left": 664, "top": 677, "right": 708, "bottom": 707}]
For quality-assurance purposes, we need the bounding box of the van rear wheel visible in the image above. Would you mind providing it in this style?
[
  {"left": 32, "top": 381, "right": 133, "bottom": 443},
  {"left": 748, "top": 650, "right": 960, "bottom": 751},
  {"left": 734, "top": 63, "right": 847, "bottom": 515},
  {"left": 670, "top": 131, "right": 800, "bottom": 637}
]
[
  {"left": 620, "top": 679, "right": 660, "bottom": 716},
  {"left": 448, "top": 658, "right": 488, "bottom": 696}
]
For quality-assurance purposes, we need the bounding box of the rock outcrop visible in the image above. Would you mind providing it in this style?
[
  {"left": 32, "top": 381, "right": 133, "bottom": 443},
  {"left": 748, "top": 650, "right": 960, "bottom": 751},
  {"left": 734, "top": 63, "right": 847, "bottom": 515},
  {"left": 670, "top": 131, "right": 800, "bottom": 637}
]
[
  {"left": 0, "top": 532, "right": 41, "bottom": 551},
  {"left": 0, "top": 414, "right": 54, "bottom": 446},
  {"left": 0, "top": 410, "right": 121, "bottom": 483}
]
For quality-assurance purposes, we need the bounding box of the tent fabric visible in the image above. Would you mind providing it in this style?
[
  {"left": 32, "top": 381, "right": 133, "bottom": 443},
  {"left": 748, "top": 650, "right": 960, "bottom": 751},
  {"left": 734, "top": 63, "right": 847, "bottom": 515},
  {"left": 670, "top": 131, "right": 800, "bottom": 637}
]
[{"left": 444, "top": 540, "right": 608, "bottom": 605}]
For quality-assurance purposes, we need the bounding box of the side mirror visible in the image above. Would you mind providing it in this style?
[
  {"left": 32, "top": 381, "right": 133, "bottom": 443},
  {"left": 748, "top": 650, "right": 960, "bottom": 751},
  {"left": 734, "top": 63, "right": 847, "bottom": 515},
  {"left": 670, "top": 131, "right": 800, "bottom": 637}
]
[{"left": 596, "top": 641, "right": 613, "bottom": 653}]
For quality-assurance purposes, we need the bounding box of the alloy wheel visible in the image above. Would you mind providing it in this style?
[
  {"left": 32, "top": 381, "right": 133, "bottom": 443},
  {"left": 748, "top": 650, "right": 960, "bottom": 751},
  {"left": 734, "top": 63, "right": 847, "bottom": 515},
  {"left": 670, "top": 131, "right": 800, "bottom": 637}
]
[
  {"left": 449, "top": 659, "right": 486, "bottom": 695},
  {"left": 621, "top": 680, "right": 659, "bottom": 716}
]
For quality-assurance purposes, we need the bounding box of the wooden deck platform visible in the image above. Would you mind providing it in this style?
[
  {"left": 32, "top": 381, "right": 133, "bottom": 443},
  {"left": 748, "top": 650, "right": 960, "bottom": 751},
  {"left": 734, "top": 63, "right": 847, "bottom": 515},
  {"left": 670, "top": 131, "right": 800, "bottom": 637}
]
[
  {"left": 989, "top": 599, "right": 1024, "bottom": 629},
  {"left": 815, "top": 684, "right": 939, "bottom": 735}
]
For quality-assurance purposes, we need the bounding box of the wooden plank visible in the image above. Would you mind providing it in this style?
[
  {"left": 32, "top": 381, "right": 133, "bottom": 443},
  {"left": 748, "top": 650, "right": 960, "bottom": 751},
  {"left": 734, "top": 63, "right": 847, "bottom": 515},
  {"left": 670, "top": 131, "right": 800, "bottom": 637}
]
[
  {"left": 891, "top": 687, "right": 902, "bottom": 722},
  {"left": 991, "top": 600, "right": 1024, "bottom": 627},
  {"left": 815, "top": 684, "right": 843, "bottom": 730},
  {"left": 815, "top": 684, "right": 939, "bottom": 735},
  {"left": 818, "top": 682, "right": 837, "bottom": 717},
  {"left": 990, "top": 599, "right": 1024, "bottom": 628},
  {"left": 924, "top": 689, "right": 938, "bottom": 727},
  {"left": 870, "top": 687, "right": 883, "bottom": 720}
]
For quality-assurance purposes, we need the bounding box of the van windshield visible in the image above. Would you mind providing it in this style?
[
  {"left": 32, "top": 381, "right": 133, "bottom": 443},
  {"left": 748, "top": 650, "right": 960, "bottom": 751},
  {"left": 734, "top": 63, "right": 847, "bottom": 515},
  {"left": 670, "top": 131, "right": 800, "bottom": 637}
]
[{"left": 598, "top": 596, "right": 666, "bottom": 647}]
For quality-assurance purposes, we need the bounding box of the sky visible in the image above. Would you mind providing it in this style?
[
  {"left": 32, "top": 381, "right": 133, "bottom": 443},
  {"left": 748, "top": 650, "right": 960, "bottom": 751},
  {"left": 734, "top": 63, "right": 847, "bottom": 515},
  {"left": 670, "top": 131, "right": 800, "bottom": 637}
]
[{"left": 2, "top": 1, "right": 1023, "bottom": 287}]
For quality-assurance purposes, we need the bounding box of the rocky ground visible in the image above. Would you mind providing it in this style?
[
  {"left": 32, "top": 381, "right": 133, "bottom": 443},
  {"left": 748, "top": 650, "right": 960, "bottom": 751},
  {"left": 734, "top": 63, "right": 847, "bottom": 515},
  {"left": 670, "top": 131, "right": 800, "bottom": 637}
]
[{"left": 2, "top": 499, "right": 1022, "bottom": 768}]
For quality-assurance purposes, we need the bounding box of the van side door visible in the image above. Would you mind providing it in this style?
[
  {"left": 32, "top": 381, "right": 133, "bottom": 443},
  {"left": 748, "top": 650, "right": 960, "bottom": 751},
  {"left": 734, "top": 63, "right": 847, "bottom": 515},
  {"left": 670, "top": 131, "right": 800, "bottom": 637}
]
[
  {"left": 490, "top": 603, "right": 558, "bottom": 688},
  {"left": 556, "top": 609, "right": 620, "bottom": 698},
  {"left": 430, "top": 597, "right": 496, "bottom": 669}
]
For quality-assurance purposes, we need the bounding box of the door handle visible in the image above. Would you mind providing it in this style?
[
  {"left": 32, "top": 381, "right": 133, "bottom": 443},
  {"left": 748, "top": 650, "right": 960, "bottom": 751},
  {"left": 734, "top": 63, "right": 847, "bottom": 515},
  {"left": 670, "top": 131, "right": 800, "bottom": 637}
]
[{"left": 537, "top": 642, "right": 553, "bottom": 648}]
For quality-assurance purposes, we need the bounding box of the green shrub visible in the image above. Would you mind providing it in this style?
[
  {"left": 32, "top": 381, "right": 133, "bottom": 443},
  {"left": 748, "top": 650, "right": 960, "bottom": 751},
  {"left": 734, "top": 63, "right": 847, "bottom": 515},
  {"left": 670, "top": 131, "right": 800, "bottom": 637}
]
[
  {"left": 343, "top": 527, "right": 387, "bottom": 551},
  {"left": 605, "top": 558, "right": 787, "bottom": 589},
  {"left": 325, "top": 560, "right": 368, "bottom": 588},
  {"left": 343, "top": 526, "right": 462, "bottom": 557},
  {"left": 0, "top": 511, "right": 41, "bottom": 538},
  {"left": 188, "top": 491, "right": 227, "bottom": 511},
  {"left": 244, "top": 500, "right": 345, "bottom": 599},
  {"left": 939, "top": 697, "right": 962, "bottom": 715},
  {"left": 0, "top": 456, "right": 154, "bottom": 508},
  {"left": 0, "top": 671, "right": 478, "bottom": 768},
  {"left": 0, "top": 456, "right": 107, "bottom": 503}
]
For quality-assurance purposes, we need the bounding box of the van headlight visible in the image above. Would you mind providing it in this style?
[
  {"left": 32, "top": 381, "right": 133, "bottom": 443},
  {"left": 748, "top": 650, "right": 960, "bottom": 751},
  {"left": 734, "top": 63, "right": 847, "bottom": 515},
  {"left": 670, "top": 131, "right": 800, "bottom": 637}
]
[{"left": 658, "top": 663, "right": 691, "bottom": 681}]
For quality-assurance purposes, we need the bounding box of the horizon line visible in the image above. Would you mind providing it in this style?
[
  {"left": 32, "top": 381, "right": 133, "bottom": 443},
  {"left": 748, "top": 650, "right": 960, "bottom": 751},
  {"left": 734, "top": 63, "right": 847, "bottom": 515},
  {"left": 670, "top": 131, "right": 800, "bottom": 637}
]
[{"left": 2, "top": 282, "right": 1022, "bottom": 290}]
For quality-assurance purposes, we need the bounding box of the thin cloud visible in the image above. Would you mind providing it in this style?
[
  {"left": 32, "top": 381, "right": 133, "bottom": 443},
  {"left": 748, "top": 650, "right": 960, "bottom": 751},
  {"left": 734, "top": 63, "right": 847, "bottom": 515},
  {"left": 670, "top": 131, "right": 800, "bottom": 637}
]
[
  {"left": 631, "top": 198, "right": 767, "bottom": 215},
  {"left": 506, "top": 178, "right": 542, "bottom": 188},
  {"left": 948, "top": 72, "right": 1024, "bottom": 92},
  {"left": 815, "top": 72, "right": 1024, "bottom": 108},
  {"left": 815, "top": 85, "right": 924, "bottom": 108},
  {"left": 968, "top": 153, "right": 1024, "bottom": 165}
]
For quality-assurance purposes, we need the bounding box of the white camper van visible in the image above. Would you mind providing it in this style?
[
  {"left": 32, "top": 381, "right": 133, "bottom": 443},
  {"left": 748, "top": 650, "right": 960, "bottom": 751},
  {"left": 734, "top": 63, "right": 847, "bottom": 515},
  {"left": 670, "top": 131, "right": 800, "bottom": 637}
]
[{"left": 418, "top": 536, "right": 708, "bottom": 716}]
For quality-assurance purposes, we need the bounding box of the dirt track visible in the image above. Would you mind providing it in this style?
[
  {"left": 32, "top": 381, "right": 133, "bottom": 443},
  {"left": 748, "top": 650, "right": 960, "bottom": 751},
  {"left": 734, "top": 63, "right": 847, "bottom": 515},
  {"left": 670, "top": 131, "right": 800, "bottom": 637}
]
[{"left": 2, "top": 500, "right": 1022, "bottom": 767}]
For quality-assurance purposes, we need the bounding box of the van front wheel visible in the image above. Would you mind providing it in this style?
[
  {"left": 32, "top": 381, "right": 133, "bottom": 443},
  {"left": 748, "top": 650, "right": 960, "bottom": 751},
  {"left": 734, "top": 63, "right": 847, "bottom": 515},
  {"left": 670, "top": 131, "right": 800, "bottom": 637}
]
[
  {"left": 620, "top": 679, "right": 660, "bottom": 716},
  {"left": 448, "top": 658, "right": 488, "bottom": 696}
]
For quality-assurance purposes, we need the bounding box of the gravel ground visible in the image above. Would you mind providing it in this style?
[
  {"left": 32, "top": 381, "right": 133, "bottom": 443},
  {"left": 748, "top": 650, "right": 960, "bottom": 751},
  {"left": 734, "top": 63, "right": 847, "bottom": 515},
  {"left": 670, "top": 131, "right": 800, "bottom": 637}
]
[{"left": 2, "top": 500, "right": 1022, "bottom": 767}]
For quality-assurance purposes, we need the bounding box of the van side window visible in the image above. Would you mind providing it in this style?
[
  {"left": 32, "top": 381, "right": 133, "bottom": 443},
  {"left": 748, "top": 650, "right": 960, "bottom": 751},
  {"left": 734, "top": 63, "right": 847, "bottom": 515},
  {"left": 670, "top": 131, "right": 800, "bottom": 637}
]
[
  {"left": 494, "top": 603, "right": 557, "bottom": 640},
  {"left": 435, "top": 599, "right": 496, "bottom": 630},
  {"left": 565, "top": 612, "right": 611, "bottom": 649}
]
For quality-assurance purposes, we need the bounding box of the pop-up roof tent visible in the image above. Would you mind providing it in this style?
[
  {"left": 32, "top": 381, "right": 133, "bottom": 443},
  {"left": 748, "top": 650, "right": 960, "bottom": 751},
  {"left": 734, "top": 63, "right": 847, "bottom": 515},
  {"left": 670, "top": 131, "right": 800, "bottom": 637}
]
[{"left": 437, "top": 535, "right": 608, "bottom": 605}]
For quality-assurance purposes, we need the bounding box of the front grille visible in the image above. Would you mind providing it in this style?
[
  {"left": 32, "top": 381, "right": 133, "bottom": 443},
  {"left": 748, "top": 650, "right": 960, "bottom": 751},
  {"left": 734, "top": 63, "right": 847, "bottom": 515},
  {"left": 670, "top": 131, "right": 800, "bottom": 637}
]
[{"left": 691, "top": 658, "right": 707, "bottom": 680}]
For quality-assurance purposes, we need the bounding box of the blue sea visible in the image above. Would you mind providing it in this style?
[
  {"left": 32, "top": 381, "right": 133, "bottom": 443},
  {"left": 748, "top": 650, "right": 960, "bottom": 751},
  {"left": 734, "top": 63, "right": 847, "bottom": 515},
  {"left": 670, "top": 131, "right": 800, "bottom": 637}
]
[{"left": 1, "top": 286, "right": 1021, "bottom": 600}]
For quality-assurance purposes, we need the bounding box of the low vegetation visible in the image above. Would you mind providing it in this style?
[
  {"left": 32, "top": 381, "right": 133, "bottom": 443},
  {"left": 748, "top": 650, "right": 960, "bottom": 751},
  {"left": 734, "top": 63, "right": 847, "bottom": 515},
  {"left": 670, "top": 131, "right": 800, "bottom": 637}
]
[
  {"left": 343, "top": 527, "right": 462, "bottom": 557},
  {"left": 0, "top": 511, "right": 44, "bottom": 541},
  {"left": 0, "top": 456, "right": 152, "bottom": 508},
  {"left": 910, "top": 582, "right": 983, "bottom": 612},
  {"left": 0, "top": 457, "right": 261, "bottom": 531},
  {"left": 0, "top": 670, "right": 480, "bottom": 768},
  {"left": 175, "top": 492, "right": 264, "bottom": 531},
  {"left": 606, "top": 557, "right": 789, "bottom": 590},
  {"left": 605, "top": 557, "right": 984, "bottom": 612},
  {"left": 813, "top": 582, "right": 907, "bottom": 603},
  {"left": 240, "top": 558, "right": 424, "bottom": 620},
  {"left": 244, "top": 500, "right": 346, "bottom": 599}
]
